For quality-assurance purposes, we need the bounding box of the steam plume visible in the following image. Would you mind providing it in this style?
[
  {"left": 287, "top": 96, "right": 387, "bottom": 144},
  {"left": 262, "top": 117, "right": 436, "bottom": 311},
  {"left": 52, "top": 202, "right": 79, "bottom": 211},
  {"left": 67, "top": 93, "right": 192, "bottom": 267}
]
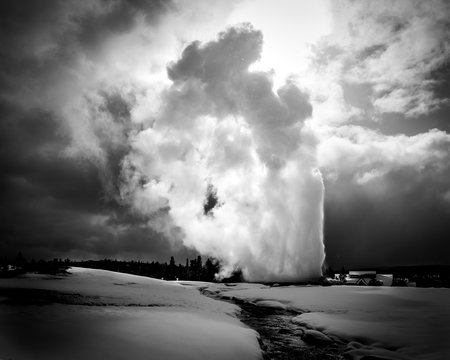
[{"left": 122, "top": 24, "right": 325, "bottom": 281}]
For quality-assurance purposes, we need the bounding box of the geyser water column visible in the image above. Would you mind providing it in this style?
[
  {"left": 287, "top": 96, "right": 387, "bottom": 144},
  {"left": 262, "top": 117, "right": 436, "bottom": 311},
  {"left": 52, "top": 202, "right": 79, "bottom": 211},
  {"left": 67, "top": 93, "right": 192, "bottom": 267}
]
[{"left": 121, "top": 24, "right": 325, "bottom": 282}]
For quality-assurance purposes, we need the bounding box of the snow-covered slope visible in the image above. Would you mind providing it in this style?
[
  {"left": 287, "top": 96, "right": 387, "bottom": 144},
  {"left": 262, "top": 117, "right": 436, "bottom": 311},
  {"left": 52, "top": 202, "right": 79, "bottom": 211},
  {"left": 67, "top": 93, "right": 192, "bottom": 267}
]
[
  {"left": 0, "top": 268, "right": 261, "bottom": 360},
  {"left": 3, "top": 269, "right": 448, "bottom": 360},
  {"left": 206, "top": 283, "right": 450, "bottom": 360}
]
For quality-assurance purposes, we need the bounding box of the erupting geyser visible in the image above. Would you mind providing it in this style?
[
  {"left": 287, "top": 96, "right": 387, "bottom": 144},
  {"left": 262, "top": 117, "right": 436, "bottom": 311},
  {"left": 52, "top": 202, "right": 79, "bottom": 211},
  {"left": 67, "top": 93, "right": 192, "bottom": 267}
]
[{"left": 121, "top": 24, "right": 325, "bottom": 281}]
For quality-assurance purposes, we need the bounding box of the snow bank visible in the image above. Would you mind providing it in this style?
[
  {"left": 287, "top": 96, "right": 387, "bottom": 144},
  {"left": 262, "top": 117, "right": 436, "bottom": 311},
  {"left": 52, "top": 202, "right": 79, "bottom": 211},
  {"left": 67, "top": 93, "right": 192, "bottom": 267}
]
[
  {"left": 0, "top": 268, "right": 261, "bottom": 360},
  {"left": 253, "top": 300, "right": 287, "bottom": 310},
  {"left": 210, "top": 284, "right": 450, "bottom": 360},
  {"left": 302, "top": 329, "right": 333, "bottom": 344}
]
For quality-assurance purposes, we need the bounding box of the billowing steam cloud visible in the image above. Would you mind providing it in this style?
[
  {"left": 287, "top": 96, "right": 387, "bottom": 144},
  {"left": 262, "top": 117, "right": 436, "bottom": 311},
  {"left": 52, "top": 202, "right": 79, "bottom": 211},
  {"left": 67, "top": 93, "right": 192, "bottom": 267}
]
[{"left": 121, "top": 24, "right": 325, "bottom": 281}]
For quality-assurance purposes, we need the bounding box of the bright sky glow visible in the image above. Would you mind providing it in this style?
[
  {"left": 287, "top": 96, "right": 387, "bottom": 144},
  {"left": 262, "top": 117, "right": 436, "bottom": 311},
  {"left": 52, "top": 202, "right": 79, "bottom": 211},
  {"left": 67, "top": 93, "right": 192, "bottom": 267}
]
[{"left": 229, "top": 0, "right": 333, "bottom": 87}]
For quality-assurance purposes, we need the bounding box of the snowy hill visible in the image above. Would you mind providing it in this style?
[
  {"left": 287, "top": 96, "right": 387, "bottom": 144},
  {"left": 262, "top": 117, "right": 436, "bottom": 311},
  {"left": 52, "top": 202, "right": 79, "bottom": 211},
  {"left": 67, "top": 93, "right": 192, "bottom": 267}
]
[
  {"left": 2, "top": 268, "right": 449, "bottom": 360},
  {"left": 0, "top": 267, "right": 261, "bottom": 360}
]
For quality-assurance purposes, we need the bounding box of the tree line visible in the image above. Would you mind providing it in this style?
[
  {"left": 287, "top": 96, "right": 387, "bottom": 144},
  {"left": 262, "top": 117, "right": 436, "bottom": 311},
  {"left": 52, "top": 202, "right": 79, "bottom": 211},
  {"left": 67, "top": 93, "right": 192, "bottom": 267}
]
[
  {"left": 73, "top": 256, "right": 222, "bottom": 281},
  {"left": 0, "top": 252, "right": 243, "bottom": 282}
]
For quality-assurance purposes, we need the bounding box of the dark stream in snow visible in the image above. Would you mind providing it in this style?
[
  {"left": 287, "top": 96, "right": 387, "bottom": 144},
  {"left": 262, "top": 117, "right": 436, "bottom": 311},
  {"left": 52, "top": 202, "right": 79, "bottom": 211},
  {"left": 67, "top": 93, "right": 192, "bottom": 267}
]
[
  {"left": 201, "top": 289, "right": 346, "bottom": 360},
  {"left": 237, "top": 300, "right": 345, "bottom": 360}
]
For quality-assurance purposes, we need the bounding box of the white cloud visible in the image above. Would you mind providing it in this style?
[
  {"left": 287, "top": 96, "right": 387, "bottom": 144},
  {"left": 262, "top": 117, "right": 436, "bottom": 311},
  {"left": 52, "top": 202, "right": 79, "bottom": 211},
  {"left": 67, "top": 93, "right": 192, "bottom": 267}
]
[
  {"left": 318, "top": 125, "right": 450, "bottom": 184},
  {"left": 316, "top": 0, "right": 450, "bottom": 117}
]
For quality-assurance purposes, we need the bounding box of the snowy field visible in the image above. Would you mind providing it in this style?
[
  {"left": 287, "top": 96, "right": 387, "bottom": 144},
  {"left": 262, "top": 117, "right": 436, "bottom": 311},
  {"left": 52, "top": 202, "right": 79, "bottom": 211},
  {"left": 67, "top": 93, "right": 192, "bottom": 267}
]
[
  {"left": 1, "top": 268, "right": 449, "bottom": 360},
  {"left": 0, "top": 268, "right": 261, "bottom": 360},
  {"left": 201, "top": 282, "right": 450, "bottom": 360}
]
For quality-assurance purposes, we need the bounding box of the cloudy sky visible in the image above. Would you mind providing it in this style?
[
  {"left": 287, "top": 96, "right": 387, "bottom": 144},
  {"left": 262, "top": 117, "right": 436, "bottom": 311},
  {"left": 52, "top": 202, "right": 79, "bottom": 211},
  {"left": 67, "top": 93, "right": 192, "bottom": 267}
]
[{"left": 1, "top": 0, "right": 449, "bottom": 274}]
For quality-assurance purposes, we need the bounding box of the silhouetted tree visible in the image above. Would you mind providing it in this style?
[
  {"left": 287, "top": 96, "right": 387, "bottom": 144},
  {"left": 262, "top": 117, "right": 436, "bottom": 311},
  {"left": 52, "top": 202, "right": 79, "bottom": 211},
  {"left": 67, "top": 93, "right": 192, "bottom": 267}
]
[
  {"left": 204, "top": 258, "right": 219, "bottom": 281},
  {"left": 14, "top": 252, "right": 27, "bottom": 268}
]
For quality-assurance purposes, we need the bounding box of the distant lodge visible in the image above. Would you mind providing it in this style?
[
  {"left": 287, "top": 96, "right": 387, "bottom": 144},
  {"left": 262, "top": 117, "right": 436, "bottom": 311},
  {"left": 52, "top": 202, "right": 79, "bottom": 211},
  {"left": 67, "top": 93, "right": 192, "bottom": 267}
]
[
  {"left": 329, "top": 267, "right": 450, "bottom": 287},
  {"left": 343, "top": 271, "right": 393, "bottom": 286},
  {"left": 326, "top": 269, "right": 450, "bottom": 287},
  {"left": 328, "top": 271, "right": 396, "bottom": 287}
]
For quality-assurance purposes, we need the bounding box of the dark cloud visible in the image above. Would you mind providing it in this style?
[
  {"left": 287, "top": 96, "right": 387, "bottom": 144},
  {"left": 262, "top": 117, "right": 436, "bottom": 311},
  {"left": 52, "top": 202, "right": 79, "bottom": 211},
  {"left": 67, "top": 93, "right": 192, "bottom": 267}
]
[
  {"left": 0, "top": 101, "right": 190, "bottom": 261},
  {"left": 324, "top": 165, "right": 450, "bottom": 269},
  {"left": 168, "top": 25, "right": 263, "bottom": 84},
  {"left": 355, "top": 44, "right": 387, "bottom": 62},
  {"left": 74, "top": 0, "right": 173, "bottom": 50},
  {"left": 84, "top": 89, "right": 135, "bottom": 200},
  {"left": 377, "top": 109, "right": 450, "bottom": 136},
  {"left": 312, "top": 0, "right": 450, "bottom": 127},
  {"left": 0, "top": 134, "right": 196, "bottom": 262},
  {"left": 0, "top": 0, "right": 173, "bottom": 99},
  {"left": 0, "top": 0, "right": 172, "bottom": 50},
  {"left": 0, "top": 0, "right": 197, "bottom": 263},
  {"left": 164, "top": 24, "right": 312, "bottom": 169},
  {"left": 341, "top": 81, "right": 374, "bottom": 110},
  {"left": 432, "top": 61, "right": 450, "bottom": 100}
]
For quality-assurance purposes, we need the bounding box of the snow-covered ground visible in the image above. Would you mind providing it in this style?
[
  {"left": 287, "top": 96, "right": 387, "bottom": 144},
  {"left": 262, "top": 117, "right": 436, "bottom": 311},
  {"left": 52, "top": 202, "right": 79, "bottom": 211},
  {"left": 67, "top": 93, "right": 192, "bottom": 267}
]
[
  {"left": 201, "top": 282, "right": 450, "bottom": 360},
  {"left": 0, "top": 268, "right": 261, "bottom": 360},
  {"left": 1, "top": 269, "right": 449, "bottom": 360}
]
